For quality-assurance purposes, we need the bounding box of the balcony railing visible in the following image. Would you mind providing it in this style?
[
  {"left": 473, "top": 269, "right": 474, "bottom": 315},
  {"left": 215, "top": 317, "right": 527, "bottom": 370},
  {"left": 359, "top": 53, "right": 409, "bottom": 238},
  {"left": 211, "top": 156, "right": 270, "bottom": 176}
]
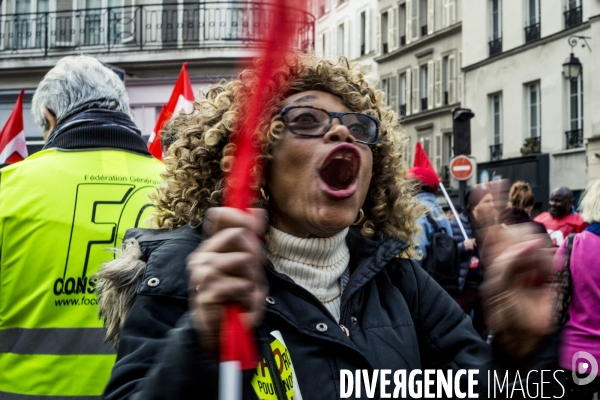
[
  {"left": 421, "top": 97, "right": 428, "bottom": 111},
  {"left": 489, "top": 37, "right": 502, "bottom": 57},
  {"left": 565, "top": 129, "right": 583, "bottom": 149},
  {"left": 524, "top": 22, "right": 540, "bottom": 43},
  {"left": 490, "top": 144, "right": 503, "bottom": 161},
  {"left": 399, "top": 104, "right": 406, "bottom": 116},
  {"left": 0, "top": 2, "right": 315, "bottom": 57},
  {"left": 564, "top": 5, "right": 582, "bottom": 28}
]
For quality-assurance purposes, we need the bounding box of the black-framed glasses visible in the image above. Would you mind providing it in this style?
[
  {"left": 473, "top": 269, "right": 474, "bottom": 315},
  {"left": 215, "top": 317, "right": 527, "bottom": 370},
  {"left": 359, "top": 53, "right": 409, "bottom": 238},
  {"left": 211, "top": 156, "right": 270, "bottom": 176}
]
[{"left": 279, "top": 106, "right": 380, "bottom": 145}]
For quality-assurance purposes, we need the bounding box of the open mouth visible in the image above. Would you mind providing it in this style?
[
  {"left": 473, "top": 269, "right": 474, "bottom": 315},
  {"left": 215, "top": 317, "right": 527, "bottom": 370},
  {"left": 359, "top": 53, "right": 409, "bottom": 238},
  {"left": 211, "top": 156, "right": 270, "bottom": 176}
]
[{"left": 318, "top": 144, "right": 360, "bottom": 197}]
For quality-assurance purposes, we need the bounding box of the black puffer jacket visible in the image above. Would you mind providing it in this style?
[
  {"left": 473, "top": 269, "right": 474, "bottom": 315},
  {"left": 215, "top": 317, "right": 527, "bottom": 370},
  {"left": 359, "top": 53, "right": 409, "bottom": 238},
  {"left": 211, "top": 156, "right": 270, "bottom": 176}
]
[
  {"left": 450, "top": 214, "right": 482, "bottom": 291},
  {"left": 101, "top": 225, "right": 560, "bottom": 400}
]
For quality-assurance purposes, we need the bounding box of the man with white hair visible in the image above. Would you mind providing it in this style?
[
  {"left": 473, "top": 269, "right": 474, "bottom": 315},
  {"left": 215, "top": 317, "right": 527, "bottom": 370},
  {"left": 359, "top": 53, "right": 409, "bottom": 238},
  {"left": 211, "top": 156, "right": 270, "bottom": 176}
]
[{"left": 0, "top": 55, "right": 164, "bottom": 399}]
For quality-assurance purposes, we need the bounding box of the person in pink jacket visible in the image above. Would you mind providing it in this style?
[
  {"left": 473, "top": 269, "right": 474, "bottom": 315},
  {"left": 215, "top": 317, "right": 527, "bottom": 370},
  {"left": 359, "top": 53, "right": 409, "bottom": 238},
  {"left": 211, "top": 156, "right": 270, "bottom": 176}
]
[{"left": 555, "top": 179, "right": 600, "bottom": 399}]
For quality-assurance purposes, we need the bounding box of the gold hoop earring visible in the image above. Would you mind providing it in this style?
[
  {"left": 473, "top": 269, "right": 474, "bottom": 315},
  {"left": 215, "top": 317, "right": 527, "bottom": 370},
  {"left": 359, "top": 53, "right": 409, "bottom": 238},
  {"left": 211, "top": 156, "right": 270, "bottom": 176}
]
[
  {"left": 260, "top": 187, "right": 270, "bottom": 202},
  {"left": 353, "top": 209, "right": 365, "bottom": 225}
]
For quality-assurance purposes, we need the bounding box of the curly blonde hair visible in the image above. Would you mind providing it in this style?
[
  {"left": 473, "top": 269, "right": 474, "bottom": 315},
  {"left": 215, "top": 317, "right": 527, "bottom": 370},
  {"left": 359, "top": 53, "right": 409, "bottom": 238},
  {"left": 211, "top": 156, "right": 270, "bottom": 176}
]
[{"left": 152, "top": 54, "right": 421, "bottom": 254}]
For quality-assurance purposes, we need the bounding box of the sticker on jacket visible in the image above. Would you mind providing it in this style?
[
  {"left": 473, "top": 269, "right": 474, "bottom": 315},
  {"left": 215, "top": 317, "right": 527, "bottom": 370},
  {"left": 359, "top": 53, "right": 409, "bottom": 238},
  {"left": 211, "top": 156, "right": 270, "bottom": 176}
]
[{"left": 251, "top": 330, "right": 303, "bottom": 400}]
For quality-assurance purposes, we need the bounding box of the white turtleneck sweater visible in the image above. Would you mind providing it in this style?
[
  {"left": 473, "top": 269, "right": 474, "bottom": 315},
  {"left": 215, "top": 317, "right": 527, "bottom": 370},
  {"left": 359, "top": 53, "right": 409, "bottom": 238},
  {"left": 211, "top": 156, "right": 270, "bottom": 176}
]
[{"left": 267, "top": 226, "right": 350, "bottom": 322}]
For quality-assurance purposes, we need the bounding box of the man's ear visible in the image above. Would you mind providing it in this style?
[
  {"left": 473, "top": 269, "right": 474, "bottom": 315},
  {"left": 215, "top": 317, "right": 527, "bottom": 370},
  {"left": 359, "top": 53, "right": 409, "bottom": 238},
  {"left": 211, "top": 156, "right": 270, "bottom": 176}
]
[{"left": 42, "top": 107, "right": 57, "bottom": 141}]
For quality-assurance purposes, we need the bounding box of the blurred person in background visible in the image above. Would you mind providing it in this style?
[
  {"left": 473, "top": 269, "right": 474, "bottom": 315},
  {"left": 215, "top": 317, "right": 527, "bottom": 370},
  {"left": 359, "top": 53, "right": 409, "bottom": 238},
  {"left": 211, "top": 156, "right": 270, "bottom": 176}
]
[
  {"left": 0, "top": 55, "right": 164, "bottom": 399},
  {"left": 534, "top": 187, "right": 588, "bottom": 246},
  {"left": 450, "top": 184, "right": 500, "bottom": 339},
  {"left": 408, "top": 166, "right": 453, "bottom": 264},
  {"left": 554, "top": 180, "right": 600, "bottom": 399},
  {"left": 502, "top": 181, "right": 546, "bottom": 233}
]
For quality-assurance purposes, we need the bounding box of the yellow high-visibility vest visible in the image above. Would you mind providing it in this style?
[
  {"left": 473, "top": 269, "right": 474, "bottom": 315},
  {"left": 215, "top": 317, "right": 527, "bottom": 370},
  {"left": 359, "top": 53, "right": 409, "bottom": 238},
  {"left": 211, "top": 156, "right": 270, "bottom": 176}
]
[{"left": 0, "top": 148, "right": 163, "bottom": 398}]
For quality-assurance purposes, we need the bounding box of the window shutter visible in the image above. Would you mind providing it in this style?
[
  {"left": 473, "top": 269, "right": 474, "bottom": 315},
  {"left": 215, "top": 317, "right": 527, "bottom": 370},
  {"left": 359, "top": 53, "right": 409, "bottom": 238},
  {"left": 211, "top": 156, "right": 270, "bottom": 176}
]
[
  {"left": 442, "top": 0, "right": 449, "bottom": 28},
  {"left": 317, "top": 33, "right": 323, "bottom": 56},
  {"left": 412, "top": 67, "right": 419, "bottom": 114},
  {"left": 435, "top": 135, "right": 442, "bottom": 173},
  {"left": 434, "top": 59, "right": 442, "bottom": 107},
  {"left": 427, "top": 60, "right": 434, "bottom": 110},
  {"left": 449, "top": 0, "right": 456, "bottom": 25},
  {"left": 331, "top": 27, "right": 337, "bottom": 57},
  {"left": 390, "top": 7, "right": 399, "bottom": 50},
  {"left": 406, "top": 0, "right": 413, "bottom": 44},
  {"left": 406, "top": 67, "right": 412, "bottom": 116},
  {"left": 457, "top": 52, "right": 462, "bottom": 101},
  {"left": 411, "top": 0, "right": 419, "bottom": 40},
  {"left": 427, "top": 0, "right": 434, "bottom": 34},
  {"left": 344, "top": 19, "right": 350, "bottom": 57},
  {"left": 391, "top": 75, "right": 398, "bottom": 114},
  {"left": 376, "top": 14, "right": 381, "bottom": 56},
  {"left": 448, "top": 54, "right": 456, "bottom": 104},
  {"left": 365, "top": 8, "right": 371, "bottom": 54}
]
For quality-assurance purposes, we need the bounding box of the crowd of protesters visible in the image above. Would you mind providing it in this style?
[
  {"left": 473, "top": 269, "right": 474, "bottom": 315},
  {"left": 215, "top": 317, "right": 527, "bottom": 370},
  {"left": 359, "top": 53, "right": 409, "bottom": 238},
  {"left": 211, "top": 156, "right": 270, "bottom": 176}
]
[{"left": 0, "top": 53, "right": 598, "bottom": 400}]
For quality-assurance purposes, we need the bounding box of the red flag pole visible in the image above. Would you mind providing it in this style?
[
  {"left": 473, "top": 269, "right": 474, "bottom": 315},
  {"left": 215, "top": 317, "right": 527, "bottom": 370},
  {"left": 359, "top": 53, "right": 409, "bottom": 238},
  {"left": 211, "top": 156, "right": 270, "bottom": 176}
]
[{"left": 218, "top": 0, "right": 304, "bottom": 397}]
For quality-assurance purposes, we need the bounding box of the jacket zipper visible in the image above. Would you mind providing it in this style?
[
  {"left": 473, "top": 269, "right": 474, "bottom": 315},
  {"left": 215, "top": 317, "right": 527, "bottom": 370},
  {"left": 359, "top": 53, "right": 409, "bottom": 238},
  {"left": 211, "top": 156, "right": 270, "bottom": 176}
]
[{"left": 258, "top": 327, "right": 288, "bottom": 400}]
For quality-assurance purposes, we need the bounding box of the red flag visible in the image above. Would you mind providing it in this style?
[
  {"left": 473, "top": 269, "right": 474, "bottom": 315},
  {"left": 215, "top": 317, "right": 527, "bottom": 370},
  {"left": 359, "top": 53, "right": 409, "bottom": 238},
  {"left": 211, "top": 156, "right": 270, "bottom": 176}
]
[
  {"left": 409, "top": 141, "right": 440, "bottom": 187},
  {"left": 148, "top": 63, "right": 194, "bottom": 160},
  {"left": 0, "top": 90, "right": 28, "bottom": 165}
]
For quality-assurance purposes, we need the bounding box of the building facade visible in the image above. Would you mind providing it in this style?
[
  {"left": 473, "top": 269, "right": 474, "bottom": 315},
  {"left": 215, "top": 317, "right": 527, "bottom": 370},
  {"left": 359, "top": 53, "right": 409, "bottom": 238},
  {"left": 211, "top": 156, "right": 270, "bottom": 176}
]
[
  {"left": 0, "top": 0, "right": 314, "bottom": 150},
  {"left": 462, "top": 0, "right": 599, "bottom": 205},
  {"left": 375, "top": 0, "right": 462, "bottom": 188},
  {"left": 312, "top": 0, "right": 378, "bottom": 75}
]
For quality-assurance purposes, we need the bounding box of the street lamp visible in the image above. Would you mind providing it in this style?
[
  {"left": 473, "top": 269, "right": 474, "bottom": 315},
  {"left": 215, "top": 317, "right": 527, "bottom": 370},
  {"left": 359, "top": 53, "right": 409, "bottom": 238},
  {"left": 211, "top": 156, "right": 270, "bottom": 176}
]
[
  {"left": 563, "top": 35, "right": 591, "bottom": 79},
  {"left": 562, "top": 53, "right": 581, "bottom": 79}
]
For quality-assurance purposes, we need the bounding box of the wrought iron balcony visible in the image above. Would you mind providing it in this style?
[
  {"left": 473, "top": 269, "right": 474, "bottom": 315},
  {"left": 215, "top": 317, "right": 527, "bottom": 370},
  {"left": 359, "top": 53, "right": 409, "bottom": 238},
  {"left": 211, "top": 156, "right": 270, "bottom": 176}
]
[
  {"left": 0, "top": 2, "right": 315, "bottom": 58},
  {"left": 565, "top": 129, "right": 583, "bottom": 149},
  {"left": 421, "top": 97, "right": 428, "bottom": 111},
  {"left": 489, "top": 37, "right": 502, "bottom": 57},
  {"left": 564, "top": 5, "right": 582, "bottom": 28},
  {"left": 524, "top": 22, "right": 540, "bottom": 43},
  {"left": 490, "top": 144, "right": 503, "bottom": 161}
]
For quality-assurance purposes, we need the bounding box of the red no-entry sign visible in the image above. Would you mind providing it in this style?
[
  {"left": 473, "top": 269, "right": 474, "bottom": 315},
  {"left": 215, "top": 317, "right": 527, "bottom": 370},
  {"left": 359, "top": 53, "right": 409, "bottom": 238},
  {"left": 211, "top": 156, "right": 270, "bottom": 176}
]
[{"left": 449, "top": 156, "right": 475, "bottom": 181}]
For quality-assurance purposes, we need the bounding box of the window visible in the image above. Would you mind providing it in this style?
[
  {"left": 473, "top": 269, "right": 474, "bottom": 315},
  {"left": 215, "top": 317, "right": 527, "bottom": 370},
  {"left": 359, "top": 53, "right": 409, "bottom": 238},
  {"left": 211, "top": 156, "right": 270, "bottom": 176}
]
[
  {"left": 360, "top": 11, "right": 366, "bottom": 56},
  {"left": 318, "top": 0, "right": 326, "bottom": 17},
  {"left": 566, "top": 74, "right": 583, "bottom": 149},
  {"left": 381, "top": 12, "right": 389, "bottom": 54},
  {"left": 490, "top": 93, "right": 503, "bottom": 160},
  {"left": 388, "top": 75, "right": 398, "bottom": 114},
  {"left": 399, "top": 73, "right": 407, "bottom": 116},
  {"left": 419, "top": 133, "right": 432, "bottom": 158},
  {"left": 420, "top": 64, "right": 428, "bottom": 111},
  {"left": 565, "top": 0, "right": 582, "bottom": 28},
  {"left": 489, "top": 0, "right": 502, "bottom": 56},
  {"left": 442, "top": 133, "right": 453, "bottom": 180},
  {"left": 525, "top": 0, "right": 540, "bottom": 42},
  {"left": 399, "top": 4, "right": 406, "bottom": 45},
  {"left": 336, "top": 23, "right": 345, "bottom": 56},
  {"left": 443, "top": 56, "right": 450, "bottom": 105},
  {"left": 527, "top": 82, "right": 541, "bottom": 138},
  {"left": 420, "top": 0, "right": 427, "bottom": 36}
]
